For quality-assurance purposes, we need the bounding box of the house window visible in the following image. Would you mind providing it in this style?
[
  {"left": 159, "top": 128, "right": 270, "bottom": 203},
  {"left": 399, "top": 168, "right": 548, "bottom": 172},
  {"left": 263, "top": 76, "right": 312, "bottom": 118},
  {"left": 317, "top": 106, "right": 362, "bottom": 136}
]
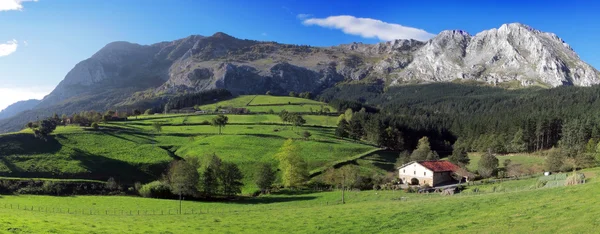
[
  {"left": 424, "top": 172, "right": 426, "bottom": 176},
  {"left": 413, "top": 171, "right": 416, "bottom": 175},
  {"left": 403, "top": 169, "right": 405, "bottom": 173}
]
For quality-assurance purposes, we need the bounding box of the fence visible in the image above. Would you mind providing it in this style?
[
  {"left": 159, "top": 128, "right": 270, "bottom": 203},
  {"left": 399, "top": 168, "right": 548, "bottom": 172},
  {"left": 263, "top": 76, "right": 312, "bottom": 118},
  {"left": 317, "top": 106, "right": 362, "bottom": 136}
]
[
  {"left": 0, "top": 200, "right": 346, "bottom": 217},
  {"left": 0, "top": 174, "right": 584, "bottom": 217}
]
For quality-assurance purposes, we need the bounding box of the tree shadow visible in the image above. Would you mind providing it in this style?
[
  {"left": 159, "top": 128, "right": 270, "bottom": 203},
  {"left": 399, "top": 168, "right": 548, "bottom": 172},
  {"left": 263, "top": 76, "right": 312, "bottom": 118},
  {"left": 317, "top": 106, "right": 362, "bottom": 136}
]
[
  {"left": 67, "top": 148, "right": 166, "bottom": 183},
  {"left": 0, "top": 133, "right": 62, "bottom": 155}
]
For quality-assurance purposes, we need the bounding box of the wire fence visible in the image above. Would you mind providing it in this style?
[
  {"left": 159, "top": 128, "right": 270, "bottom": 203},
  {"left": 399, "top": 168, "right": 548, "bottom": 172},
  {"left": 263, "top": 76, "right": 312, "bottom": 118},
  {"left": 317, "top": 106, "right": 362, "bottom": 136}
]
[
  {"left": 0, "top": 200, "right": 346, "bottom": 217},
  {"left": 0, "top": 174, "right": 584, "bottom": 217}
]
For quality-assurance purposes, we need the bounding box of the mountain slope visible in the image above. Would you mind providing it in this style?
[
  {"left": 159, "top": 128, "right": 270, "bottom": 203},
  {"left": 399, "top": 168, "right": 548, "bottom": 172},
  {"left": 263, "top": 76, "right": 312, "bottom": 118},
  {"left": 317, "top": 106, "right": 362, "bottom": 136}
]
[
  {"left": 395, "top": 23, "right": 599, "bottom": 86},
  {"left": 0, "top": 99, "right": 41, "bottom": 120},
  {"left": 0, "top": 23, "right": 598, "bottom": 133}
]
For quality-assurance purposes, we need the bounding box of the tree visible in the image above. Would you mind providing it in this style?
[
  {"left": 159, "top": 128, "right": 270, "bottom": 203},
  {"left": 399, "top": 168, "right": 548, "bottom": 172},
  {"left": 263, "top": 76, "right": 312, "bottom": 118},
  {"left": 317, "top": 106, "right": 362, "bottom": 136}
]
[
  {"left": 266, "top": 91, "right": 272, "bottom": 95},
  {"left": 379, "top": 127, "right": 404, "bottom": 150},
  {"left": 91, "top": 122, "right": 99, "bottom": 130},
  {"left": 478, "top": 149, "right": 499, "bottom": 178},
  {"left": 348, "top": 118, "right": 363, "bottom": 141},
  {"left": 211, "top": 115, "right": 229, "bottom": 135},
  {"left": 275, "top": 139, "right": 308, "bottom": 187},
  {"left": 32, "top": 118, "right": 58, "bottom": 140},
  {"left": 289, "top": 91, "right": 297, "bottom": 97},
  {"left": 168, "top": 158, "right": 200, "bottom": 197},
  {"left": 426, "top": 151, "right": 440, "bottom": 160},
  {"left": 337, "top": 114, "right": 345, "bottom": 125},
  {"left": 133, "top": 109, "right": 142, "bottom": 119},
  {"left": 255, "top": 163, "right": 276, "bottom": 194},
  {"left": 509, "top": 128, "right": 528, "bottom": 153},
  {"left": 152, "top": 122, "right": 162, "bottom": 133},
  {"left": 322, "top": 165, "right": 360, "bottom": 204},
  {"left": 545, "top": 147, "right": 565, "bottom": 172},
  {"left": 344, "top": 109, "right": 354, "bottom": 122},
  {"left": 302, "top": 131, "right": 312, "bottom": 140},
  {"left": 292, "top": 114, "right": 306, "bottom": 131},
  {"left": 201, "top": 166, "right": 218, "bottom": 197},
  {"left": 335, "top": 119, "right": 349, "bottom": 138},
  {"left": 411, "top": 137, "right": 433, "bottom": 161},
  {"left": 219, "top": 162, "right": 244, "bottom": 196},
  {"left": 394, "top": 151, "right": 411, "bottom": 168},
  {"left": 448, "top": 147, "right": 470, "bottom": 167},
  {"left": 144, "top": 109, "right": 154, "bottom": 115}
]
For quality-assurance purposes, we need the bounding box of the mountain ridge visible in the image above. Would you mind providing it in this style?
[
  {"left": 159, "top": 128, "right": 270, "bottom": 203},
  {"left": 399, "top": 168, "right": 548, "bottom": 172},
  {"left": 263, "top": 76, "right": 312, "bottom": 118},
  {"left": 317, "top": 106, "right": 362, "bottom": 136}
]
[{"left": 0, "top": 22, "right": 598, "bottom": 133}]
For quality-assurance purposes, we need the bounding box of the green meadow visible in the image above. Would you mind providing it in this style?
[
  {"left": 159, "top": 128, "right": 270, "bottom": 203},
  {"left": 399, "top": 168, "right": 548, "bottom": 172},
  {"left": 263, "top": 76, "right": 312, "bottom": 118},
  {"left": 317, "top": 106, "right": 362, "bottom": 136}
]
[
  {"left": 0, "top": 95, "right": 374, "bottom": 193},
  {"left": 0, "top": 168, "right": 595, "bottom": 233}
]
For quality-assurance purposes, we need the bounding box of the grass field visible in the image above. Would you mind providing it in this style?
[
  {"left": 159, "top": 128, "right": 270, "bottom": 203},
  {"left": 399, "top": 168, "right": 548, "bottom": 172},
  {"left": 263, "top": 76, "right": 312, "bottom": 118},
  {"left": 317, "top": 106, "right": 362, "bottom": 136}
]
[
  {"left": 2, "top": 94, "right": 587, "bottom": 233},
  {"left": 0, "top": 96, "right": 373, "bottom": 193},
  {"left": 0, "top": 168, "right": 595, "bottom": 233},
  {"left": 197, "top": 95, "right": 337, "bottom": 113}
]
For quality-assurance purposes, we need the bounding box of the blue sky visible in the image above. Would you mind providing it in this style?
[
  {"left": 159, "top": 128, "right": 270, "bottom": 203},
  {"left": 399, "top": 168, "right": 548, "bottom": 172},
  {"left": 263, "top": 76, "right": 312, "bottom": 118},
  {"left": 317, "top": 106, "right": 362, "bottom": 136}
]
[{"left": 0, "top": 0, "right": 598, "bottom": 110}]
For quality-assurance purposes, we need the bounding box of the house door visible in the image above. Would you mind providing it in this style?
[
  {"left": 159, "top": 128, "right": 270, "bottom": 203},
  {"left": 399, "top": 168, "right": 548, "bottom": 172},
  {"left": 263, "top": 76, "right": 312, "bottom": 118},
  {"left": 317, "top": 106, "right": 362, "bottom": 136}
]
[{"left": 410, "top": 178, "right": 419, "bottom": 185}]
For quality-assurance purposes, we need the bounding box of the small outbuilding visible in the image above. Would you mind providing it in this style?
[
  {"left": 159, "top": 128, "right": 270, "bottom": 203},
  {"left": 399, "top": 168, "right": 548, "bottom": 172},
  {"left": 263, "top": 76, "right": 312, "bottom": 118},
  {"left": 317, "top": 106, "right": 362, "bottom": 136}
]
[{"left": 397, "top": 160, "right": 459, "bottom": 187}]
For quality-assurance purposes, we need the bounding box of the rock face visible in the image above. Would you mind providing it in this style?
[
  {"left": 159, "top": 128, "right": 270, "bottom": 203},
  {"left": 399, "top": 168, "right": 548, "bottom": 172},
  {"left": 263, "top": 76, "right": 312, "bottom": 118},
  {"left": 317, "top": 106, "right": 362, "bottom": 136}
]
[
  {"left": 42, "top": 23, "right": 599, "bottom": 109},
  {"left": 393, "top": 23, "right": 599, "bottom": 86},
  {"left": 1, "top": 23, "right": 598, "bottom": 134}
]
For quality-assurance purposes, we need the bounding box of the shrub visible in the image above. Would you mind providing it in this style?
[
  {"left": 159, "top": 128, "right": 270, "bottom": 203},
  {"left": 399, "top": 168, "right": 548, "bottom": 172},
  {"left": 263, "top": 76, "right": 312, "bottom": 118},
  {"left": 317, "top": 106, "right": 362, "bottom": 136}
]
[
  {"left": 106, "top": 177, "right": 118, "bottom": 190},
  {"left": 134, "top": 182, "right": 142, "bottom": 191},
  {"left": 91, "top": 122, "right": 99, "bottom": 130},
  {"left": 565, "top": 173, "right": 585, "bottom": 186},
  {"left": 139, "top": 181, "right": 173, "bottom": 198},
  {"left": 144, "top": 109, "right": 154, "bottom": 115},
  {"left": 201, "top": 120, "right": 210, "bottom": 125}
]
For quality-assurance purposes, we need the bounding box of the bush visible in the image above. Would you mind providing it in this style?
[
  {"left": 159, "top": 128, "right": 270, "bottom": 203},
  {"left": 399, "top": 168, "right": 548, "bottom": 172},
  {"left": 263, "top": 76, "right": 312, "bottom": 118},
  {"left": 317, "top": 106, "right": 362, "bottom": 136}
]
[
  {"left": 91, "top": 122, "right": 99, "bottom": 130},
  {"left": 139, "top": 181, "right": 173, "bottom": 198},
  {"left": 201, "top": 120, "right": 210, "bottom": 125}
]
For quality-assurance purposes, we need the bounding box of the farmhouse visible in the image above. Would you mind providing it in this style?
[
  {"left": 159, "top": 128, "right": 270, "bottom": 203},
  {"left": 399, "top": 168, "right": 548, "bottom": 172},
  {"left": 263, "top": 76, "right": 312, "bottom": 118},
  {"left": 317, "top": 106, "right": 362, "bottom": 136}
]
[{"left": 398, "top": 161, "right": 459, "bottom": 187}]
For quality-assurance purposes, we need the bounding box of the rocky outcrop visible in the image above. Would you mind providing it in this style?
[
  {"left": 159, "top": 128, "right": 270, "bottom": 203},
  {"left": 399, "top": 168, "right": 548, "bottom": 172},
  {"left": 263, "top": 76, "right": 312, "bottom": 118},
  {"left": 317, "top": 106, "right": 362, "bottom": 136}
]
[
  {"left": 23, "top": 24, "right": 600, "bottom": 112},
  {"left": 391, "top": 23, "right": 600, "bottom": 86}
]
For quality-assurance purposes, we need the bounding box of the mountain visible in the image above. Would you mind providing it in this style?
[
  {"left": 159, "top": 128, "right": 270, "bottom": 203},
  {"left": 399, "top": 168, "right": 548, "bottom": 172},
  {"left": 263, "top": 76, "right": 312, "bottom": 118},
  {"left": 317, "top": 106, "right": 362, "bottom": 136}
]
[
  {"left": 395, "top": 23, "right": 599, "bottom": 86},
  {"left": 0, "top": 23, "right": 598, "bottom": 133},
  {"left": 0, "top": 99, "right": 41, "bottom": 120}
]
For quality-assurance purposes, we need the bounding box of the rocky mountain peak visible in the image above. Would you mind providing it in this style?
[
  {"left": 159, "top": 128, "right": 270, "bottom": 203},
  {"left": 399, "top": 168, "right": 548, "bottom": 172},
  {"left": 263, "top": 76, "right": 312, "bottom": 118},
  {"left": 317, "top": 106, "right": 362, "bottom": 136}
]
[{"left": 211, "top": 32, "right": 235, "bottom": 39}]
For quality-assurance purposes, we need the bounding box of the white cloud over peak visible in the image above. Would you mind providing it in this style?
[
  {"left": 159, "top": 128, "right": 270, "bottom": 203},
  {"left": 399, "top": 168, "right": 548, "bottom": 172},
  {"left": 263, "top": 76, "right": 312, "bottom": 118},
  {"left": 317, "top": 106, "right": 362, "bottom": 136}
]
[
  {"left": 0, "top": 0, "right": 37, "bottom": 11},
  {"left": 302, "top": 15, "right": 435, "bottom": 41},
  {"left": 0, "top": 39, "right": 18, "bottom": 57}
]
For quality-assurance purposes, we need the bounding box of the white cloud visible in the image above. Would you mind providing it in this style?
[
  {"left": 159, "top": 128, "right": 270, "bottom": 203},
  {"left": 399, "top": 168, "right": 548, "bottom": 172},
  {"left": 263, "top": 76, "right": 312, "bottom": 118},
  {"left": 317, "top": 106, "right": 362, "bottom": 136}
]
[
  {"left": 0, "top": 87, "right": 51, "bottom": 111},
  {"left": 0, "top": 39, "right": 18, "bottom": 57},
  {"left": 261, "top": 32, "right": 268, "bottom": 36},
  {"left": 0, "top": 0, "right": 38, "bottom": 11},
  {"left": 296, "top": 14, "right": 312, "bottom": 20},
  {"left": 302, "top": 15, "right": 436, "bottom": 41}
]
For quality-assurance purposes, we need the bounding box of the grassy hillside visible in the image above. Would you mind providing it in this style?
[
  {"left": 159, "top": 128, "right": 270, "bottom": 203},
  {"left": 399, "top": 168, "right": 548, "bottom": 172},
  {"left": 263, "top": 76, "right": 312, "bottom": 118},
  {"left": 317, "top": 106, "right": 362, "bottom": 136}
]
[
  {"left": 0, "top": 95, "right": 374, "bottom": 193},
  {"left": 0, "top": 168, "right": 595, "bottom": 233},
  {"left": 197, "top": 95, "right": 337, "bottom": 113}
]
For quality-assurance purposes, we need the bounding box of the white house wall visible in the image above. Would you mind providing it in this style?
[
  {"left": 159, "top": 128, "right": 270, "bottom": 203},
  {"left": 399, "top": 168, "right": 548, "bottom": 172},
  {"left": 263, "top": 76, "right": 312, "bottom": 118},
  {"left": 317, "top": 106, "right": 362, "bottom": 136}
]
[{"left": 398, "top": 162, "right": 434, "bottom": 186}]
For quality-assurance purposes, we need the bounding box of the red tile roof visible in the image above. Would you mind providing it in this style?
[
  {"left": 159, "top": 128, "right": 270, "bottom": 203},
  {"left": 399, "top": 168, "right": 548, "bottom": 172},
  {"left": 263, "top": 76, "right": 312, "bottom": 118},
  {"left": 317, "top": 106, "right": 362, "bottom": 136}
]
[{"left": 418, "top": 160, "right": 459, "bottom": 172}]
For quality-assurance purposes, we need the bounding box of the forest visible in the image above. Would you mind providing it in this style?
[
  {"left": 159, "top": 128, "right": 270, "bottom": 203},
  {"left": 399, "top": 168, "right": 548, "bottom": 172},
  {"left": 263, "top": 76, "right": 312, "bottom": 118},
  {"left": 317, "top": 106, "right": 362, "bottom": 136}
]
[{"left": 321, "top": 82, "right": 600, "bottom": 166}]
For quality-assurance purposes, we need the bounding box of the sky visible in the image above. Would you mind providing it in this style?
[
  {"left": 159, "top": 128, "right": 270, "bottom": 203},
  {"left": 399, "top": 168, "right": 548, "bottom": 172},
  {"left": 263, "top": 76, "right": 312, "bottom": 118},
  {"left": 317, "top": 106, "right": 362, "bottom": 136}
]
[{"left": 0, "top": 0, "right": 599, "bottom": 110}]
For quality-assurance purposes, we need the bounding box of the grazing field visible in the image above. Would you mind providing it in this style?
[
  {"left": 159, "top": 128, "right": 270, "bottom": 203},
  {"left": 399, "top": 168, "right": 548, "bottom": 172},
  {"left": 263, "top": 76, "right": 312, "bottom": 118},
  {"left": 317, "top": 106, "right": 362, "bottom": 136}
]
[
  {"left": 0, "top": 97, "right": 373, "bottom": 193},
  {"left": 0, "top": 168, "right": 596, "bottom": 233},
  {"left": 197, "top": 95, "right": 337, "bottom": 113}
]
